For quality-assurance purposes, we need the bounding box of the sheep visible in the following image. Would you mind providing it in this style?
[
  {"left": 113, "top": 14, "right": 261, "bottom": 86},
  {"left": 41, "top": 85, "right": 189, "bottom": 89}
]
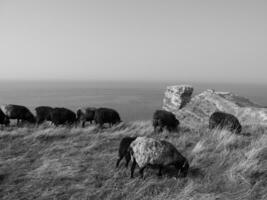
[
  {"left": 209, "top": 111, "right": 242, "bottom": 133},
  {"left": 35, "top": 106, "right": 53, "bottom": 125},
  {"left": 129, "top": 136, "right": 189, "bottom": 178},
  {"left": 1, "top": 104, "right": 36, "bottom": 125},
  {"left": 153, "top": 110, "right": 179, "bottom": 132},
  {"left": 94, "top": 107, "right": 121, "bottom": 128},
  {"left": 76, "top": 107, "right": 96, "bottom": 127},
  {"left": 50, "top": 107, "right": 77, "bottom": 126},
  {"left": 116, "top": 136, "right": 137, "bottom": 168}
]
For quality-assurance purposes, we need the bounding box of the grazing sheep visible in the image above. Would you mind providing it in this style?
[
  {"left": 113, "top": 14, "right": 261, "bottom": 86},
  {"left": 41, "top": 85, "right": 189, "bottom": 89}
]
[
  {"left": 50, "top": 107, "right": 77, "bottom": 126},
  {"left": 35, "top": 106, "right": 53, "bottom": 125},
  {"left": 129, "top": 137, "right": 189, "bottom": 178},
  {"left": 94, "top": 107, "right": 121, "bottom": 128},
  {"left": 116, "top": 136, "right": 137, "bottom": 168},
  {"left": 209, "top": 111, "right": 242, "bottom": 133},
  {"left": 1, "top": 104, "right": 36, "bottom": 125},
  {"left": 153, "top": 110, "right": 179, "bottom": 132},
  {"left": 76, "top": 107, "right": 96, "bottom": 127},
  {"left": 0, "top": 109, "right": 9, "bottom": 126}
]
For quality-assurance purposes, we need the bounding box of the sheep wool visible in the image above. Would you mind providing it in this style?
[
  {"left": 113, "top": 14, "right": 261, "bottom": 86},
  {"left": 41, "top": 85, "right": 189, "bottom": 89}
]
[{"left": 130, "top": 136, "right": 182, "bottom": 168}]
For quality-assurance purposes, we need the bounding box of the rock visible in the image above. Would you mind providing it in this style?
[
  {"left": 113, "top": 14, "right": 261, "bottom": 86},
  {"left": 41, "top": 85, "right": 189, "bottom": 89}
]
[
  {"left": 162, "top": 86, "right": 267, "bottom": 126},
  {"left": 163, "top": 85, "right": 194, "bottom": 111}
]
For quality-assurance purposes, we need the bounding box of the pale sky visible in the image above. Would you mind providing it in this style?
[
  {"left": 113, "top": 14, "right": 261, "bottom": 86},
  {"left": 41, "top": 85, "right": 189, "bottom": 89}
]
[{"left": 0, "top": 0, "right": 266, "bottom": 83}]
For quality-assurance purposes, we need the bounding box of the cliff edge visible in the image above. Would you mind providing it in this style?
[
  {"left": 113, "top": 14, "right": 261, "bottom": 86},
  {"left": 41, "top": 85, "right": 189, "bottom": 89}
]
[{"left": 163, "top": 85, "right": 267, "bottom": 126}]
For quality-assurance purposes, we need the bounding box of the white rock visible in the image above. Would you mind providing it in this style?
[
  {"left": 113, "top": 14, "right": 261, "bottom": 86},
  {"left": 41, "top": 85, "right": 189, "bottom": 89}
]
[
  {"left": 162, "top": 87, "right": 267, "bottom": 126},
  {"left": 163, "top": 85, "right": 194, "bottom": 111}
]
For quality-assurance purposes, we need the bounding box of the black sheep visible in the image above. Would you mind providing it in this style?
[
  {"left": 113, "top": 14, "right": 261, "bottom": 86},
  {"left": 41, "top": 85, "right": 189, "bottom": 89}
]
[
  {"left": 153, "top": 110, "right": 179, "bottom": 132},
  {"left": 50, "top": 107, "right": 77, "bottom": 126},
  {"left": 116, "top": 136, "right": 137, "bottom": 168},
  {"left": 0, "top": 109, "right": 9, "bottom": 126},
  {"left": 35, "top": 106, "right": 53, "bottom": 125},
  {"left": 1, "top": 104, "right": 36, "bottom": 125},
  {"left": 94, "top": 107, "right": 121, "bottom": 128},
  {"left": 209, "top": 111, "right": 242, "bottom": 133},
  {"left": 76, "top": 107, "right": 96, "bottom": 127}
]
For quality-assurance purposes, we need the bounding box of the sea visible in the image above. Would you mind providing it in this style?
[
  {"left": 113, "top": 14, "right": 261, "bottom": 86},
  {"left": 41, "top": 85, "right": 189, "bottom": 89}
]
[{"left": 0, "top": 81, "right": 266, "bottom": 122}]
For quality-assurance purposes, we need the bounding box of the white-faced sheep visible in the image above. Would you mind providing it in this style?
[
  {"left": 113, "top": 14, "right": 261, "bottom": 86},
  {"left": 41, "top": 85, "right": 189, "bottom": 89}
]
[{"left": 129, "top": 136, "right": 189, "bottom": 178}]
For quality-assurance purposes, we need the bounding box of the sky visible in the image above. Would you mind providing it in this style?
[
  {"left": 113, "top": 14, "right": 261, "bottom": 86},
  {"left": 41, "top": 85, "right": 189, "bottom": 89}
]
[{"left": 0, "top": 0, "right": 266, "bottom": 83}]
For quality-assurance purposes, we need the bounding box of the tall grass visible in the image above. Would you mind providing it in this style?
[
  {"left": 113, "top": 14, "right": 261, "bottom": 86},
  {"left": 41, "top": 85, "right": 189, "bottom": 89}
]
[{"left": 0, "top": 121, "right": 266, "bottom": 200}]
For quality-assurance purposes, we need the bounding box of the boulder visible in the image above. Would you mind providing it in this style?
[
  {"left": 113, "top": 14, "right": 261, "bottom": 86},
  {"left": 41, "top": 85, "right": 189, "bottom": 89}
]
[{"left": 163, "top": 85, "right": 194, "bottom": 112}]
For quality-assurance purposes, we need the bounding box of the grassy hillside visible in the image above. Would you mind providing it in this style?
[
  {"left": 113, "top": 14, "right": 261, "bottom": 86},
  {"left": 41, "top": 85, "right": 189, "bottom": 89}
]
[{"left": 0, "top": 122, "right": 266, "bottom": 200}]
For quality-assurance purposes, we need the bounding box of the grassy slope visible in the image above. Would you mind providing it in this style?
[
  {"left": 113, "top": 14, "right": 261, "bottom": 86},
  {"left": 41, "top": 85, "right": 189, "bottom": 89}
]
[{"left": 0, "top": 122, "right": 266, "bottom": 200}]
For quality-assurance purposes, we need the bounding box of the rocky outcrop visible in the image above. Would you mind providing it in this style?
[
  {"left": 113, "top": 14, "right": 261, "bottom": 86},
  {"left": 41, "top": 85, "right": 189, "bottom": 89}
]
[
  {"left": 163, "top": 86, "right": 267, "bottom": 126},
  {"left": 163, "top": 85, "right": 194, "bottom": 111}
]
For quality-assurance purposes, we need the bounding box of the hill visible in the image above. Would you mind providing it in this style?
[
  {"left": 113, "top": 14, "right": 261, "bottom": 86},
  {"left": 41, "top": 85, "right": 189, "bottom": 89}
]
[
  {"left": 0, "top": 122, "right": 266, "bottom": 200},
  {"left": 163, "top": 86, "right": 267, "bottom": 126},
  {"left": 1, "top": 85, "right": 267, "bottom": 200}
]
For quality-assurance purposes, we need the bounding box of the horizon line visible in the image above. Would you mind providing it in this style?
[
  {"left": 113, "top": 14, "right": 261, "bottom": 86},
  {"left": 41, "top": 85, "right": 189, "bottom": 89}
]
[{"left": 0, "top": 79, "right": 266, "bottom": 85}]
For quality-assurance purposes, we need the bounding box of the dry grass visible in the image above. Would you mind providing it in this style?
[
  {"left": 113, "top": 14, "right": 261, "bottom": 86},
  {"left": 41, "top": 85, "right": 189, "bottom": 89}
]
[{"left": 0, "top": 121, "right": 266, "bottom": 200}]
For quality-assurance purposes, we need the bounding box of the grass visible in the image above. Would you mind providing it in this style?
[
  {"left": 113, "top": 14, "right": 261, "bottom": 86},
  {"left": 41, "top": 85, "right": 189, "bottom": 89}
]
[{"left": 0, "top": 121, "right": 266, "bottom": 200}]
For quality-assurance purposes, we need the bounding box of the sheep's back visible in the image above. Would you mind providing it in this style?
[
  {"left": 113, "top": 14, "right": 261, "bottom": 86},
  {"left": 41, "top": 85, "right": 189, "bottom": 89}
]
[{"left": 131, "top": 137, "right": 179, "bottom": 168}]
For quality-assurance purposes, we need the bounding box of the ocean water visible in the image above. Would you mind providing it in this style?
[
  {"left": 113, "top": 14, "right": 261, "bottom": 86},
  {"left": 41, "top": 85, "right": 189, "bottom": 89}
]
[{"left": 0, "top": 81, "right": 266, "bottom": 122}]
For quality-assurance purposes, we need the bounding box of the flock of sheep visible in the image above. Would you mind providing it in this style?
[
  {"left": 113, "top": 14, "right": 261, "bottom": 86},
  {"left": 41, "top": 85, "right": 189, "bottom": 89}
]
[
  {"left": 0, "top": 104, "right": 120, "bottom": 127},
  {"left": 116, "top": 110, "right": 242, "bottom": 179},
  {"left": 0, "top": 103, "right": 242, "bottom": 179}
]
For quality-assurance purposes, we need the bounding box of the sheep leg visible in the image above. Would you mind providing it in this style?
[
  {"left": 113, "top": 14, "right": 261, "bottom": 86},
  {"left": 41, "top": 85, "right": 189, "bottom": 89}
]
[
  {"left": 154, "top": 126, "right": 157, "bottom": 133},
  {"left": 157, "top": 166, "right": 163, "bottom": 177},
  {"left": 36, "top": 118, "right": 41, "bottom": 126},
  {"left": 139, "top": 166, "right": 146, "bottom": 179},
  {"left": 82, "top": 121, "right": 85, "bottom": 128},
  {"left": 116, "top": 156, "right": 123, "bottom": 168},
  {"left": 74, "top": 121, "right": 78, "bottom": 128},
  {"left": 174, "top": 162, "right": 183, "bottom": 177},
  {"left": 125, "top": 153, "right": 131, "bottom": 168},
  {"left": 98, "top": 123, "right": 104, "bottom": 129},
  {"left": 130, "top": 160, "right": 137, "bottom": 178}
]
